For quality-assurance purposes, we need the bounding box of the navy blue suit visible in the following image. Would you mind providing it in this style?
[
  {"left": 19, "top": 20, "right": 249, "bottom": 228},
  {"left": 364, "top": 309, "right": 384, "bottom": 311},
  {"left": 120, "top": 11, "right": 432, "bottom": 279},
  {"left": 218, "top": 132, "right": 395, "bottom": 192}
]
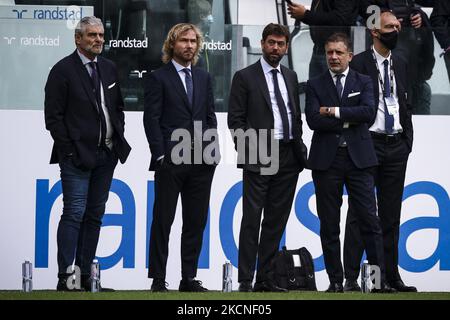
[
  {"left": 144, "top": 61, "right": 218, "bottom": 281},
  {"left": 45, "top": 50, "right": 131, "bottom": 284},
  {"left": 306, "top": 69, "right": 378, "bottom": 170},
  {"left": 306, "top": 68, "right": 386, "bottom": 284},
  {"left": 144, "top": 62, "right": 217, "bottom": 171}
]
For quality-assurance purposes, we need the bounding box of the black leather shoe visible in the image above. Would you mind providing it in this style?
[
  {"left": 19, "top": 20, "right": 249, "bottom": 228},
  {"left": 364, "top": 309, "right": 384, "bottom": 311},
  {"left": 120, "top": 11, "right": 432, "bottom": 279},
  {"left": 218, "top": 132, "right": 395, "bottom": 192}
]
[
  {"left": 151, "top": 279, "right": 169, "bottom": 292},
  {"left": 81, "top": 278, "right": 115, "bottom": 292},
  {"left": 344, "top": 279, "right": 361, "bottom": 292},
  {"left": 56, "top": 277, "right": 84, "bottom": 292},
  {"left": 325, "top": 282, "right": 344, "bottom": 293},
  {"left": 389, "top": 280, "right": 417, "bottom": 292},
  {"left": 179, "top": 279, "right": 208, "bottom": 292},
  {"left": 97, "top": 285, "right": 115, "bottom": 292},
  {"left": 371, "top": 282, "right": 397, "bottom": 293},
  {"left": 253, "top": 280, "right": 288, "bottom": 292},
  {"left": 238, "top": 281, "right": 253, "bottom": 292}
]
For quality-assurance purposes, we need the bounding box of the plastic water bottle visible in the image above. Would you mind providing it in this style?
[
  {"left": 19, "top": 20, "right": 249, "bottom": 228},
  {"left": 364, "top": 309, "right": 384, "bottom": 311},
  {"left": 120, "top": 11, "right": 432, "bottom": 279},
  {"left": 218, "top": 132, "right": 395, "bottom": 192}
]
[
  {"left": 90, "top": 259, "right": 100, "bottom": 293},
  {"left": 22, "top": 261, "right": 33, "bottom": 293},
  {"left": 360, "top": 260, "right": 371, "bottom": 293},
  {"left": 222, "top": 261, "right": 233, "bottom": 292}
]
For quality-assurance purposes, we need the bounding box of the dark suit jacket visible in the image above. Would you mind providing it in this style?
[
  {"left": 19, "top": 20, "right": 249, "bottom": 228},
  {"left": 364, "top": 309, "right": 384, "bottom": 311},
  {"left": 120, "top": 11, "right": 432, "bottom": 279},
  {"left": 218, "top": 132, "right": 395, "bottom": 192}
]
[
  {"left": 45, "top": 50, "right": 131, "bottom": 169},
  {"left": 305, "top": 69, "right": 378, "bottom": 170},
  {"left": 350, "top": 50, "right": 413, "bottom": 152},
  {"left": 143, "top": 62, "right": 218, "bottom": 171},
  {"left": 303, "top": 0, "right": 358, "bottom": 50},
  {"left": 431, "top": 0, "right": 450, "bottom": 50},
  {"left": 227, "top": 61, "right": 307, "bottom": 173}
]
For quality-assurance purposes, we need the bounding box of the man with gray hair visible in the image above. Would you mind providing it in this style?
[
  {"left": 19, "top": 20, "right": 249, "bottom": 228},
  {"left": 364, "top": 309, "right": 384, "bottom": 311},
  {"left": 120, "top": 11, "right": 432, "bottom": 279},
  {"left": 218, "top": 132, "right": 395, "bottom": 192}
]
[{"left": 45, "top": 16, "right": 131, "bottom": 291}]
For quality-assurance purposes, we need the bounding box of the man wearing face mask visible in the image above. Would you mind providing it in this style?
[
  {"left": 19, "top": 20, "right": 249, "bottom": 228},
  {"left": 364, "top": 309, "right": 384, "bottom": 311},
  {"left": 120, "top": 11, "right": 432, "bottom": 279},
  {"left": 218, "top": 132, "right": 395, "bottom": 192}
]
[
  {"left": 359, "top": 0, "right": 435, "bottom": 115},
  {"left": 343, "top": 10, "right": 416, "bottom": 293}
]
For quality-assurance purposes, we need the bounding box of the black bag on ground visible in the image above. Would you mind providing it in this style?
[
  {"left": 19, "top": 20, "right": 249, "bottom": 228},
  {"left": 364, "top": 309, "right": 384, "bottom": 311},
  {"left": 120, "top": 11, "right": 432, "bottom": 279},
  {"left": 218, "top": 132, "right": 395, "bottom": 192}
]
[{"left": 270, "top": 246, "right": 317, "bottom": 291}]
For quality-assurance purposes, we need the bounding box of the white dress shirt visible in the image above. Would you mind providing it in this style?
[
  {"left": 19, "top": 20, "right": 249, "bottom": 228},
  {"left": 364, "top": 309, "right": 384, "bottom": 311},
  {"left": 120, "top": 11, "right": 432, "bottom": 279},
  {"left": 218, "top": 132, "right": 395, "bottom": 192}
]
[
  {"left": 330, "top": 67, "right": 349, "bottom": 128},
  {"left": 260, "top": 57, "right": 293, "bottom": 140},
  {"left": 172, "top": 59, "right": 192, "bottom": 95},
  {"left": 157, "top": 60, "right": 194, "bottom": 162},
  {"left": 369, "top": 46, "right": 403, "bottom": 134},
  {"left": 77, "top": 49, "right": 114, "bottom": 148}
]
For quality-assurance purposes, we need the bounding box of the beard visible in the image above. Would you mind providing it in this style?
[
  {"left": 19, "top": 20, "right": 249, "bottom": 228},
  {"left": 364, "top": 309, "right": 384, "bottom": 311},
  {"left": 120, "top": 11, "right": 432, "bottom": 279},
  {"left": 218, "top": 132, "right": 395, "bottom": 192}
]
[
  {"left": 175, "top": 49, "right": 195, "bottom": 64},
  {"left": 263, "top": 52, "right": 283, "bottom": 67},
  {"left": 85, "top": 42, "right": 102, "bottom": 53}
]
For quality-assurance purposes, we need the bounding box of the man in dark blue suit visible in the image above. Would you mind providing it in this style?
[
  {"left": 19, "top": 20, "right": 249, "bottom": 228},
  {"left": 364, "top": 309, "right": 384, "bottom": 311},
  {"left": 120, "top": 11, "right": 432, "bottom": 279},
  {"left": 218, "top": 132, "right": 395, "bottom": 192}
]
[
  {"left": 45, "top": 16, "right": 131, "bottom": 291},
  {"left": 305, "top": 33, "right": 394, "bottom": 293},
  {"left": 144, "top": 23, "right": 219, "bottom": 292}
]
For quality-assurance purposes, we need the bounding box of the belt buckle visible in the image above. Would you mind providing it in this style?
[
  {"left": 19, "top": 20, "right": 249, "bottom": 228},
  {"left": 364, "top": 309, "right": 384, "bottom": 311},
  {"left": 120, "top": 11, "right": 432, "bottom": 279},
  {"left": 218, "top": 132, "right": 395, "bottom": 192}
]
[{"left": 385, "top": 134, "right": 397, "bottom": 143}]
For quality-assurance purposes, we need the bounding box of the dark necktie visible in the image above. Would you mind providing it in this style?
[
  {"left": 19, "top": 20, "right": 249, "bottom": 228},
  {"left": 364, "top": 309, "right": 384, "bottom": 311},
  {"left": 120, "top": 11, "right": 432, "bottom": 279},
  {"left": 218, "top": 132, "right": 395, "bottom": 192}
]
[
  {"left": 335, "top": 73, "right": 344, "bottom": 100},
  {"left": 271, "top": 69, "right": 290, "bottom": 143},
  {"left": 88, "top": 61, "right": 107, "bottom": 147},
  {"left": 383, "top": 59, "right": 394, "bottom": 134},
  {"left": 183, "top": 68, "right": 193, "bottom": 106},
  {"left": 335, "top": 73, "right": 347, "bottom": 146}
]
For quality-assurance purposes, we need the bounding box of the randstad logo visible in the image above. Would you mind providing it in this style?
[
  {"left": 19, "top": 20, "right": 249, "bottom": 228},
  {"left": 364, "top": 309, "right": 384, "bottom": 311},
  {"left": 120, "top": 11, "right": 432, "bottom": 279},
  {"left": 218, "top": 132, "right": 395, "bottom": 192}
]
[
  {"left": 12, "top": 6, "right": 84, "bottom": 20},
  {"left": 34, "top": 179, "right": 450, "bottom": 272},
  {"left": 12, "top": 9, "right": 27, "bottom": 19},
  {"left": 203, "top": 40, "right": 232, "bottom": 51},
  {"left": 109, "top": 37, "right": 149, "bottom": 49}
]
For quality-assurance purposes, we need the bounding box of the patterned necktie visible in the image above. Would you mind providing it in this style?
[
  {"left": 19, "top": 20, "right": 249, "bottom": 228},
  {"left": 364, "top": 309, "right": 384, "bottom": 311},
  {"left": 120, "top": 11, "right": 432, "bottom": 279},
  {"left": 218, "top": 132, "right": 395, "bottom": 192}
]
[
  {"left": 271, "top": 69, "right": 290, "bottom": 143},
  {"left": 335, "top": 73, "right": 344, "bottom": 100},
  {"left": 88, "top": 61, "right": 107, "bottom": 146},
  {"left": 383, "top": 59, "right": 394, "bottom": 134},
  {"left": 183, "top": 68, "right": 193, "bottom": 106}
]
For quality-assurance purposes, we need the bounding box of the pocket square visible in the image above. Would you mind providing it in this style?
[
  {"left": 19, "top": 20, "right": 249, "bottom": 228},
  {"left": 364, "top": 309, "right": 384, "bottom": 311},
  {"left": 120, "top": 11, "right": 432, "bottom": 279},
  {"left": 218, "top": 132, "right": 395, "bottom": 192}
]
[
  {"left": 108, "top": 82, "right": 116, "bottom": 89},
  {"left": 348, "top": 92, "right": 360, "bottom": 98}
]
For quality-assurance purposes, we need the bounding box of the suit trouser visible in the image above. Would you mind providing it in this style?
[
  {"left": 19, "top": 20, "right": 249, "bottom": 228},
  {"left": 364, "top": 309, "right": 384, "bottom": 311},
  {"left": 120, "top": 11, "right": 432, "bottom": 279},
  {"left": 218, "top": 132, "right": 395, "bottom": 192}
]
[
  {"left": 344, "top": 136, "right": 409, "bottom": 282},
  {"left": 445, "top": 52, "right": 450, "bottom": 84},
  {"left": 312, "top": 147, "right": 385, "bottom": 284},
  {"left": 238, "top": 142, "right": 300, "bottom": 283},
  {"left": 148, "top": 163, "right": 215, "bottom": 280},
  {"left": 57, "top": 147, "right": 117, "bottom": 276}
]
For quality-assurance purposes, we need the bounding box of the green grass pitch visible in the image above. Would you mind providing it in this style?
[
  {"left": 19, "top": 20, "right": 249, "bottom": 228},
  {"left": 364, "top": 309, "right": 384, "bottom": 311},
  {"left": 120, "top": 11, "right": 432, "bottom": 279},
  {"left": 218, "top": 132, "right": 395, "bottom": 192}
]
[{"left": 1, "top": 290, "right": 450, "bottom": 300}]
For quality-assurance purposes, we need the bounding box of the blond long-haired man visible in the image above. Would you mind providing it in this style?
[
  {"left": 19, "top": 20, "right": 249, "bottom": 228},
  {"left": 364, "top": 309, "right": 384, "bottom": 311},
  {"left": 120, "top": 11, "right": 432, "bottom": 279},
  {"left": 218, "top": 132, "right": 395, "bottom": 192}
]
[{"left": 143, "top": 23, "right": 219, "bottom": 292}]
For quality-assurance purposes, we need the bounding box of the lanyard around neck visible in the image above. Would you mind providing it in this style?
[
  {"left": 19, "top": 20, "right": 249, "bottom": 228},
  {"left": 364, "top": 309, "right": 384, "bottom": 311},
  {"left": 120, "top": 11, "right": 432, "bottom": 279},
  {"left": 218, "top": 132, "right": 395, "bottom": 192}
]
[{"left": 371, "top": 49, "right": 395, "bottom": 97}]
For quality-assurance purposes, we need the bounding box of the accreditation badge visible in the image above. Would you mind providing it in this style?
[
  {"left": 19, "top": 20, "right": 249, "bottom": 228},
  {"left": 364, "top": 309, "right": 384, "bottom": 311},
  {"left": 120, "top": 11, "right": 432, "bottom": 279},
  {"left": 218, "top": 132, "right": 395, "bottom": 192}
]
[{"left": 384, "top": 96, "right": 399, "bottom": 115}]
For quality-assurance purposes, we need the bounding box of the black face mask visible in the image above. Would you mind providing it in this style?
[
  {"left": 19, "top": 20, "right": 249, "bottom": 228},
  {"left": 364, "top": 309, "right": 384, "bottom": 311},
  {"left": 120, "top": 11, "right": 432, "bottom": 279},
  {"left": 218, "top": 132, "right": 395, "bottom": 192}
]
[{"left": 378, "top": 30, "right": 399, "bottom": 50}]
